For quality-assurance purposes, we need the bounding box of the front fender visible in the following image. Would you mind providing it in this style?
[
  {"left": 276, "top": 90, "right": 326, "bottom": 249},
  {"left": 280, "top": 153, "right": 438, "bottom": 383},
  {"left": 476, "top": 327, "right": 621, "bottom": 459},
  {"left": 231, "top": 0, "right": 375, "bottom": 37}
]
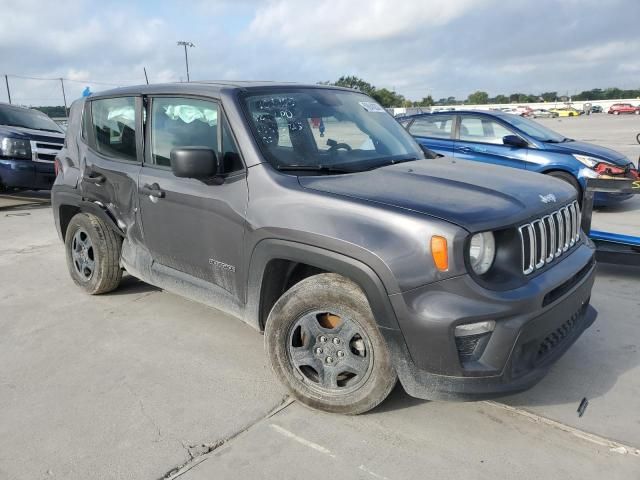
[{"left": 244, "top": 238, "right": 401, "bottom": 332}]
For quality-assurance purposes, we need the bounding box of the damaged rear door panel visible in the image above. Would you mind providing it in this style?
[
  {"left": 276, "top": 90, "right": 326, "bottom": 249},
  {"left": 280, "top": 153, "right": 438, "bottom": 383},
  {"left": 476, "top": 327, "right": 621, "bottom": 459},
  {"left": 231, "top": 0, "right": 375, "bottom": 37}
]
[{"left": 80, "top": 96, "right": 142, "bottom": 232}]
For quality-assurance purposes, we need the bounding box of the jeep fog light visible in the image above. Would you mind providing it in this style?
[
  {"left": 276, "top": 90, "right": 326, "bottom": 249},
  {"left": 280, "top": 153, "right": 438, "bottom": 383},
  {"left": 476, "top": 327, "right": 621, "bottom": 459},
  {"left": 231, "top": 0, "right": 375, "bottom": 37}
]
[{"left": 454, "top": 320, "right": 495, "bottom": 337}]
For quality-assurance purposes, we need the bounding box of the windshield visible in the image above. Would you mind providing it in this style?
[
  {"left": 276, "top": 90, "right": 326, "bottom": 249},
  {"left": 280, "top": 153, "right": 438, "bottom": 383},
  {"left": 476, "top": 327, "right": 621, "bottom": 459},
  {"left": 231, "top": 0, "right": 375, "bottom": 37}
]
[
  {"left": 0, "top": 105, "right": 63, "bottom": 133},
  {"left": 506, "top": 115, "right": 567, "bottom": 143},
  {"left": 241, "top": 88, "right": 423, "bottom": 172}
]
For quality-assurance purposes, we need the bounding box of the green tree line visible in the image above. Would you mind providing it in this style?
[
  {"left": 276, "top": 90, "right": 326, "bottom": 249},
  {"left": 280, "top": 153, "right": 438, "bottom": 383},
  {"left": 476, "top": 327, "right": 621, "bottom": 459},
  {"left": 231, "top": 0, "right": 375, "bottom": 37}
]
[{"left": 322, "top": 76, "right": 640, "bottom": 107}]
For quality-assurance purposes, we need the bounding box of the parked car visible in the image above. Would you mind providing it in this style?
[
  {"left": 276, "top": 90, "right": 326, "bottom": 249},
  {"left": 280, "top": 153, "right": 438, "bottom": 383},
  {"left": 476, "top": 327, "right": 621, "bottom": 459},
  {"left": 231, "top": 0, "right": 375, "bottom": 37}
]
[
  {"left": 548, "top": 107, "right": 580, "bottom": 117},
  {"left": 531, "top": 108, "right": 559, "bottom": 118},
  {"left": 514, "top": 106, "right": 534, "bottom": 117},
  {"left": 608, "top": 103, "right": 640, "bottom": 115},
  {"left": 400, "top": 110, "right": 635, "bottom": 206},
  {"left": 0, "top": 103, "right": 65, "bottom": 191},
  {"left": 590, "top": 105, "right": 603, "bottom": 113},
  {"left": 53, "top": 82, "right": 596, "bottom": 414}
]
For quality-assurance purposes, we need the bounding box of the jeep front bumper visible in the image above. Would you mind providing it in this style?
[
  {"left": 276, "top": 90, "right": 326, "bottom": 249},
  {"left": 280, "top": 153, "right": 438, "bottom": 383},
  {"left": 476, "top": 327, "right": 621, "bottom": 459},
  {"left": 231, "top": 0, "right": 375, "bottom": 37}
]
[{"left": 383, "top": 242, "right": 597, "bottom": 400}]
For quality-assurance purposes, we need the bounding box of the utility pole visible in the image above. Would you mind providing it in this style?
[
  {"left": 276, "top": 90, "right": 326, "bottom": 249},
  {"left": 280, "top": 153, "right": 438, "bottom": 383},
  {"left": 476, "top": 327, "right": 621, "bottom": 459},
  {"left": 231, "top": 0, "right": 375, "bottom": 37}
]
[
  {"left": 60, "top": 78, "right": 68, "bottom": 116},
  {"left": 4, "top": 75, "right": 11, "bottom": 104},
  {"left": 176, "top": 41, "right": 195, "bottom": 82}
]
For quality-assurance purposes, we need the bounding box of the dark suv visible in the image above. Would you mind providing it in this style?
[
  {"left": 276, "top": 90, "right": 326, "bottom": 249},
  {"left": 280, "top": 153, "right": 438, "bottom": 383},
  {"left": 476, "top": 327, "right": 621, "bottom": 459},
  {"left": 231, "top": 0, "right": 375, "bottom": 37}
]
[
  {"left": 0, "top": 103, "right": 65, "bottom": 191},
  {"left": 52, "top": 82, "right": 596, "bottom": 414}
]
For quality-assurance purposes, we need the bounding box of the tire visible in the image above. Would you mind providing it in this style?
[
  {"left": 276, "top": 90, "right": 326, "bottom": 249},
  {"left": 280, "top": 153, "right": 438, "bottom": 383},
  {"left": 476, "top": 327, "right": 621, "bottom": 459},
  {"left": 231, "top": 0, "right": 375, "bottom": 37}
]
[
  {"left": 547, "top": 171, "right": 582, "bottom": 201},
  {"left": 265, "top": 273, "right": 397, "bottom": 415},
  {"left": 64, "top": 212, "right": 122, "bottom": 294},
  {"left": 613, "top": 110, "right": 620, "bottom": 115},
  {"left": 635, "top": 110, "right": 639, "bottom": 115}
]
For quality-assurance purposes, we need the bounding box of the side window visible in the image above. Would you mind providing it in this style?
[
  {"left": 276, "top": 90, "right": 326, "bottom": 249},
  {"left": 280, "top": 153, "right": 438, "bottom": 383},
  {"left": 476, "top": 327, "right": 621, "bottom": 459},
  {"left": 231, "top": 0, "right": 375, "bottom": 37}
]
[
  {"left": 408, "top": 115, "right": 454, "bottom": 139},
  {"left": 459, "top": 117, "right": 515, "bottom": 144},
  {"left": 90, "top": 97, "right": 137, "bottom": 161},
  {"left": 221, "top": 116, "right": 244, "bottom": 173},
  {"left": 150, "top": 97, "right": 218, "bottom": 167},
  {"left": 81, "top": 102, "right": 89, "bottom": 141}
]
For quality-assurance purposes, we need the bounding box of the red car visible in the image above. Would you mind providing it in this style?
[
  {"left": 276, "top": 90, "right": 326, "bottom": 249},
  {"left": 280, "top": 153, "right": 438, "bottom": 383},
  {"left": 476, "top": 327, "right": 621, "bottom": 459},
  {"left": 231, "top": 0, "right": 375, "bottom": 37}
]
[{"left": 608, "top": 103, "right": 640, "bottom": 115}]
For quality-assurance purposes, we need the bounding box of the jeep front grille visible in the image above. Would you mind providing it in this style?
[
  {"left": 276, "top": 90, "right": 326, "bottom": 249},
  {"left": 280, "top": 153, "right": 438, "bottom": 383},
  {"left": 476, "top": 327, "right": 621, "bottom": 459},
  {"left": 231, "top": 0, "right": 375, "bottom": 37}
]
[
  {"left": 518, "top": 201, "right": 581, "bottom": 275},
  {"left": 30, "top": 140, "right": 63, "bottom": 163}
]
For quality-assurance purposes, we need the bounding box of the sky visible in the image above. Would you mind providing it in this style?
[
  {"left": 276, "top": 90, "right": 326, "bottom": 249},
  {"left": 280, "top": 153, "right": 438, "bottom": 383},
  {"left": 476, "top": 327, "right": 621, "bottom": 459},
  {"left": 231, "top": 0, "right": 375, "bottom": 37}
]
[{"left": 1, "top": 0, "right": 639, "bottom": 106}]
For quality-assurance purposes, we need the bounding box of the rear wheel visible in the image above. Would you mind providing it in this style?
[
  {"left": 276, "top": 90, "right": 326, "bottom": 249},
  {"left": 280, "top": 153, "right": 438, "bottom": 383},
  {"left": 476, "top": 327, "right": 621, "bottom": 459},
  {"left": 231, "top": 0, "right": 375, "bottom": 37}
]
[
  {"left": 65, "top": 212, "right": 122, "bottom": 294},
  {"left": 265, "top": 273, "right": 397, "bottom": 415}
]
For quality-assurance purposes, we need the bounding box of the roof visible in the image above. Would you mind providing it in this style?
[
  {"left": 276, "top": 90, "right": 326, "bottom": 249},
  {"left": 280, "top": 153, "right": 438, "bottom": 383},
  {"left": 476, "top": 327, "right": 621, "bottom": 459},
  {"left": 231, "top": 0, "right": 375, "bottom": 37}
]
[
  {"left": 0, "top": 102, "right": 38, "bottom": 112},
  {"left": 92, "top": 81, "right": 355, "bottom": 98}
]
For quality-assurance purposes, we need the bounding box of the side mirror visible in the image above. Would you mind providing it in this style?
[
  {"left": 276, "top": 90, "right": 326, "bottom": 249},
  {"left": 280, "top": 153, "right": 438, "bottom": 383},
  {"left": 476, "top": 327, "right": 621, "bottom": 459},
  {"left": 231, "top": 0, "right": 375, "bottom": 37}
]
[
  {"left": 170, "top": 147, "right": 218, "bottom": 179},
  {"left": 502, "top": 135, "right": 528, "bottom": 148}
]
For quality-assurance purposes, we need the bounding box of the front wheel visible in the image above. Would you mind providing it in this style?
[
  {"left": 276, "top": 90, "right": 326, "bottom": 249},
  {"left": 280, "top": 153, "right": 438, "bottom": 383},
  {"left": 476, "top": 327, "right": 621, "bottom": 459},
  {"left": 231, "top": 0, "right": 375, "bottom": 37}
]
[
  {"left": 65, "top": 212, "right": 123, "bottom": 294},
  {"left": 265, "top": 273, "right": 397, "bottom": 415}
]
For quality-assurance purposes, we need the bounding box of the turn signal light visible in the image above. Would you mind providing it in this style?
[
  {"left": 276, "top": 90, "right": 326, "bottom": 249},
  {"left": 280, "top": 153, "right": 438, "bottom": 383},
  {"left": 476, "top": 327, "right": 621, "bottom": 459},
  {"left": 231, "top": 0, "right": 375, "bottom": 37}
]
[{"left": 431, "top": 236, "right": 449, "bottom": 272}]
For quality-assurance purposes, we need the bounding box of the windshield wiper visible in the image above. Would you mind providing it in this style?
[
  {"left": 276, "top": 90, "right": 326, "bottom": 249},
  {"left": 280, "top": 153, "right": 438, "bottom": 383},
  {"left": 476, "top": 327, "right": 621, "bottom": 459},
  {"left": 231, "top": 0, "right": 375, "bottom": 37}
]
[
  {"left": 276, "top": 164, "right": 357, "bottom": 173},
  {"left": 561, "top": 137, "right": 574, "bottom": 142}
]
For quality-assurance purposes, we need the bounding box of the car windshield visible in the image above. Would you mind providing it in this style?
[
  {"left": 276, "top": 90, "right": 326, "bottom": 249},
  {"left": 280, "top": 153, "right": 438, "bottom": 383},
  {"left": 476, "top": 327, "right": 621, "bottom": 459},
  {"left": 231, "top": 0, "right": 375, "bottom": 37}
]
[
  {"left": 0, "top": 105, "right": 63, "bottom": 133},
  {"left": 505, "top": 114, "right": 567, "bottom": 143},
  {"left": 241, "top": 88, "right": 423, "bottom": 173}
]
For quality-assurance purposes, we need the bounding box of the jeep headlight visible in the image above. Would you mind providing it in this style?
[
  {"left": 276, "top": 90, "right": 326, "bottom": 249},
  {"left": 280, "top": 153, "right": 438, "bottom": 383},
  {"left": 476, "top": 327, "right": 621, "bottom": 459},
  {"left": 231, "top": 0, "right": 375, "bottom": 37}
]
[
  {"left": 469, "top": 232, "right": 496, "bottom": 275},
  {"left": 0, "top": 137, "right": 31, "bottom": 160},
  {"left": 572, "top": 154, "right": 601, "bottom": 169}
]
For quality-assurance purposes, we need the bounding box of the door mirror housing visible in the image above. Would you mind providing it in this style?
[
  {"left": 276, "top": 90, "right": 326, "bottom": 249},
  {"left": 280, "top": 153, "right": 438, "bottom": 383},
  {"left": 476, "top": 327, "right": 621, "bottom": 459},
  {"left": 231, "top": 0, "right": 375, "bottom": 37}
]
[
  {"left": 502, "top": 135, "right": 528, "bottom": 148},
  {"left": 170, "top": 147, "right": 218, "bottom": 179}
]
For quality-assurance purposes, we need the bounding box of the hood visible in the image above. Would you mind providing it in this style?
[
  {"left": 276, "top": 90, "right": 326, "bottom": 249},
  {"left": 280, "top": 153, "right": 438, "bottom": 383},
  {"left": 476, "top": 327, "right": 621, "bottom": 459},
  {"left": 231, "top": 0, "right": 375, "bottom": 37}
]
[
  {"left": 298, "top": 157, "right": 577, "bottom": 233},
  {"left": 0, "top": 125, "right": 65, "bottom": 143},
  {"left": 546, "top": 140, "right": 630, "bottom": 166}
]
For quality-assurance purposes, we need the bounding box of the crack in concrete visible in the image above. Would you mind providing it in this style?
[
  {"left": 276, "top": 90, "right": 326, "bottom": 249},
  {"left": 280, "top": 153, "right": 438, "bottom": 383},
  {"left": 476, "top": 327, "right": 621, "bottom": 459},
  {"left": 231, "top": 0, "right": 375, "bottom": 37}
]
[{"left": 159, "top": 395, "right": 294, "bottom": 480}]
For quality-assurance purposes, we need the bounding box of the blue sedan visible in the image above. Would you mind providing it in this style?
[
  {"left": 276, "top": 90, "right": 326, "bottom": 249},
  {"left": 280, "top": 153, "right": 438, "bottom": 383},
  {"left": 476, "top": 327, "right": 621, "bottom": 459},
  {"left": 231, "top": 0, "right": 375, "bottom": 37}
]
[{"left": 400, "top": 110, "right": 636, "bottom": 206}]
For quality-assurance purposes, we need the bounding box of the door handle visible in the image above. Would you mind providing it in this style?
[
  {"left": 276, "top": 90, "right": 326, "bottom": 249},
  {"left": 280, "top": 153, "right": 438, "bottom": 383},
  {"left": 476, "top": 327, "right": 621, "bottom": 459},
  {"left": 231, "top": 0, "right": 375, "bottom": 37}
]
[
  {"left": 457, "top": 146, "right": 473, "bottom": 153},
  {"left": 141, "top": 183, "right": 165, "bottom": 198},
  {"left": 82, "top": 172, "right": 106, "bottom": 185}
]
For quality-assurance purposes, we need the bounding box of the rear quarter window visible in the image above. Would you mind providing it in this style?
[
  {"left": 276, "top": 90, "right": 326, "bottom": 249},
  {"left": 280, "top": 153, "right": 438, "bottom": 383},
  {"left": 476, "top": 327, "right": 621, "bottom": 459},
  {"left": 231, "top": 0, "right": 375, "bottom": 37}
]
[{"left": 90, "top": 97, "right": 137, "bottom": 161}]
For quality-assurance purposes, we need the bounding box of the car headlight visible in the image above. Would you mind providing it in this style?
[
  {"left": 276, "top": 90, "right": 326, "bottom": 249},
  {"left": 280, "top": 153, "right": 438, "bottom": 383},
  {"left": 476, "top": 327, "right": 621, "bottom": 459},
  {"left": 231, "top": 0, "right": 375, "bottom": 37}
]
[
  {"left": 0, "top": 137, "right": 31, "bottom": 160},
  {"left": 572, "top": 154, "right": 602, "bottom": 169},
  {"left": 469, "top": 232, "right": 496, "bottom": 275}
]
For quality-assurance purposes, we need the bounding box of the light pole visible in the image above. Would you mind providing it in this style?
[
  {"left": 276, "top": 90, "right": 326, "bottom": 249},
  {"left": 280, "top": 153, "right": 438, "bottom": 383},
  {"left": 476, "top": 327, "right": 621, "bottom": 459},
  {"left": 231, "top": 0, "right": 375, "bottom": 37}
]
[{"left": 177, "top": 41, "right": 195, "bottom": 82}]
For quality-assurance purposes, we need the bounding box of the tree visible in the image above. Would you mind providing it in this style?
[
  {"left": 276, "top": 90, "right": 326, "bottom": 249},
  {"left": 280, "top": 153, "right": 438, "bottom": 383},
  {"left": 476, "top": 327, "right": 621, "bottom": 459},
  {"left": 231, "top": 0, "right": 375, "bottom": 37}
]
[
  {"left": 493, "top": 94, "right": 509, "bottom": 104},
  {"left": 371, "top": 87, "right": 405, "bottom": 108},
  {"left": 414, "top": 95, "right": 434, "bottom": 107},
  {"left": 467, "top": 91, "right": 489, "bottom": 104},
  {"left": 540, "top": 91, "right": 557, "bottom": 102},
  {"left": 331, "top": 76, "right": 376, "bottom": 96}
]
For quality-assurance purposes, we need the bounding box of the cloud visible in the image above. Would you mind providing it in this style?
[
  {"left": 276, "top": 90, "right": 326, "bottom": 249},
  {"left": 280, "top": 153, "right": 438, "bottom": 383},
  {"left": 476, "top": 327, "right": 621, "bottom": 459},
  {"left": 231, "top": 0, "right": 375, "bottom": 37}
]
[
  {"left": 0, "top": 0, "right": 639, "bottom": 106},
  {"left": 249, "top": 0, "right": 483, "bottom": 48}
]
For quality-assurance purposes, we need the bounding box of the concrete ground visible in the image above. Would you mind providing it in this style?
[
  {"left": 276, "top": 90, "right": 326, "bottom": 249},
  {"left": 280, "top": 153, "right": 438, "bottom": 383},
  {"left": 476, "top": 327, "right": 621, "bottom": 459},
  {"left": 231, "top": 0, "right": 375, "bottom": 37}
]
[{"left": 0, "top": 114, "right": 639, "bottom": 479}]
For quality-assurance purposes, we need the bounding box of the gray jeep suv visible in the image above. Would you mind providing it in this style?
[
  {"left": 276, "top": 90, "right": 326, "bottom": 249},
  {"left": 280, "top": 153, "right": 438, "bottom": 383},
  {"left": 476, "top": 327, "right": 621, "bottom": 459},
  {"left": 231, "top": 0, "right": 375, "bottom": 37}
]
[{"left": 52, "top": 82, "right": 596, "bottom": 414}]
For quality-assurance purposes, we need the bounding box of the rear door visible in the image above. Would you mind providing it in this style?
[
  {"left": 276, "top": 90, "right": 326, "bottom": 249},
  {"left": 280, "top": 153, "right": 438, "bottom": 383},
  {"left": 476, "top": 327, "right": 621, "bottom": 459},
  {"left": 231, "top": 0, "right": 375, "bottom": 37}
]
[
  {"left": 453, "top": 114, "right": 528, "bottom": 169},
  {"left": 406, "top": 114, "right": 455, "bottom": 156},
  {"left": 137, "top": 95, "right": 249, "bottom": 299},
  {"left": 80, "top": 96, "right": 142, "bottom": 229}
]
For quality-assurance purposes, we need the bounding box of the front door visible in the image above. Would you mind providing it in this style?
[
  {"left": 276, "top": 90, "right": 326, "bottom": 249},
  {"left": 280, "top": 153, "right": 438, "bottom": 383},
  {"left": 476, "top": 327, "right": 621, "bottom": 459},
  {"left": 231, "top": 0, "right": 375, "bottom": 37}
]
[
  {"left": 406, "top": 114, "right": 455, "bottom": 156},
  {"left": 137, "top": 96, "right": 249, "bottom": 299},
  {"left": 454, "top": 115, "right": 528, "bottom": 169}
]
